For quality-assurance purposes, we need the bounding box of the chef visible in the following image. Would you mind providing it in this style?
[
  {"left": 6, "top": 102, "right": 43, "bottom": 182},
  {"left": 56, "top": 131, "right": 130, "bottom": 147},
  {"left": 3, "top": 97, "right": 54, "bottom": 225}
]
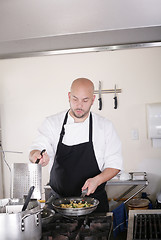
[{"left": 29, "top": 78, "right": 123, "bottom": 212}]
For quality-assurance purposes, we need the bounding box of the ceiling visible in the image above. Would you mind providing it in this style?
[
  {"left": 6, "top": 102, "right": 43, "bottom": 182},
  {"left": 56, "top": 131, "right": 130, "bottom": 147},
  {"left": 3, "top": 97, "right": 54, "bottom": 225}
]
[{"left": 0, "top": 0, "right": 161, "bottom": 58}]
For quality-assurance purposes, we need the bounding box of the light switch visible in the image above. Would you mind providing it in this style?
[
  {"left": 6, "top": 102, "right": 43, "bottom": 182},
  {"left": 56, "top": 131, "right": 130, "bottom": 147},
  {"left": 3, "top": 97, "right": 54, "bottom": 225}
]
[{"left": 131, "top": 129, "right": 139, "bottom": 140}]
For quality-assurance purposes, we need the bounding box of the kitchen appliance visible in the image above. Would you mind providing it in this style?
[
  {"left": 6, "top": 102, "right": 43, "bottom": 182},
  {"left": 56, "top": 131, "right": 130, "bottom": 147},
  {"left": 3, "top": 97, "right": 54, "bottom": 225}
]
[
  {"left": 127, "top": 209, "right": 161, "bottom": 240},
  {"left": 41, "top": 211, "right": 113, "bottom": 240},
  {"left": 11, "top": 163, "right": 42, "bottom": 199},
  {"left": 0, "top": 198, "right": 42, "bottom": 240}
]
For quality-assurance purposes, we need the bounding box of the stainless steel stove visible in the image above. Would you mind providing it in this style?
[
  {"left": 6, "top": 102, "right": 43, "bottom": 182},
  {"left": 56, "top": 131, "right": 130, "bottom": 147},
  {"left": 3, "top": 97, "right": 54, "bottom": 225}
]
[
  {"left": 127, "top": 209, "right": 161, "bottom": 240},
  {"left": 41, "top": 212, "right": 113, "bottom": 240}
]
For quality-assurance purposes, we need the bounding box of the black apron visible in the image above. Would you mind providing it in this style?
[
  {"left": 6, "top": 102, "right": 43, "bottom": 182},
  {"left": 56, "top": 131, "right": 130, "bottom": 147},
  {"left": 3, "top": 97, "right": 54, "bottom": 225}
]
[{"left": 49, "top": 111, "right": 109, "bottom": 212}]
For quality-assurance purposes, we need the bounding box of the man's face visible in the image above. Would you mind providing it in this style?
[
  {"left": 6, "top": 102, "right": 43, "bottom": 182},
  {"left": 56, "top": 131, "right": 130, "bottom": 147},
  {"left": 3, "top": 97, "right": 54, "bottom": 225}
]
[{"left": 68, "top": 86, "right": 95, "bottom": 120}]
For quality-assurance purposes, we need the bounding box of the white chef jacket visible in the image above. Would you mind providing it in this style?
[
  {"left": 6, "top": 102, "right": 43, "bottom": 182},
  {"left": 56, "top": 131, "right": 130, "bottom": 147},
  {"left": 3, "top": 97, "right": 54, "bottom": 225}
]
[{"left": 30, "top": 110, "right": 123, "bottom": 172}]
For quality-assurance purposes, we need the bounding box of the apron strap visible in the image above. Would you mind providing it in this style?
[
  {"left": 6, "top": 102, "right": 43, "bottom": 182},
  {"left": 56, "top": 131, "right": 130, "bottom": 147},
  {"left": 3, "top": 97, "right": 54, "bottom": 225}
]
[
  {"left": 89, "top": 113, "right": 92, "bottom": 143},
  {"left": 59, "top": 110, "right": 69, "bottom": 142}
]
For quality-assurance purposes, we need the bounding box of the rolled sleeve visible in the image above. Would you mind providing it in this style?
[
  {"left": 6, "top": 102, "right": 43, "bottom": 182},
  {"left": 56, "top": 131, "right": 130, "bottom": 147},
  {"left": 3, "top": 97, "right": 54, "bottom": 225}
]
[
  {"left": 93, "top": 113, "right": 123, "bottom": 172},
  {"left": 104, "top": 122, "right": 123, "bottom": 170},
  {"left": 30, "top": 118, "right": 56, "bottom": 161},
  {"left": 30, "top": 111, "right": 66, "bottom": 171}
]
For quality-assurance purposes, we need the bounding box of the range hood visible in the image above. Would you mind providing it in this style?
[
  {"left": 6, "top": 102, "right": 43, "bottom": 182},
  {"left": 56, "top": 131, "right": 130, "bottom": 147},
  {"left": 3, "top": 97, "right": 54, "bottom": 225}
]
[
  {"left": 1, "top": 0, "right": 161, "bottom": 59},
  {"left": 0, "top": 26, "right": 161, "bottom": 59}
]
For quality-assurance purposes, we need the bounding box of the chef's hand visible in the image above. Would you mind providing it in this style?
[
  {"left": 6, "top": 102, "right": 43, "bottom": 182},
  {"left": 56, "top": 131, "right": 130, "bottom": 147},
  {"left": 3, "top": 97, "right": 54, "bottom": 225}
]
[
  {"left": 82, "top": 176, "right": 100, "bottom": 196},
  {"left": 82, "top": 168, "right": 120, "bottom": 195},
  {"left": 29, "top": 150, "right": 50, "bottom": 167}
]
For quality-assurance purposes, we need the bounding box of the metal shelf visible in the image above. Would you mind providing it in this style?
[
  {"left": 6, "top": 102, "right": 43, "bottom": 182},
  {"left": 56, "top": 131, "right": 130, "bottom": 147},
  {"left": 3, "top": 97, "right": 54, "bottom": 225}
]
[{"left": 107, "top": 172, "right": 149, "bottom": 204}]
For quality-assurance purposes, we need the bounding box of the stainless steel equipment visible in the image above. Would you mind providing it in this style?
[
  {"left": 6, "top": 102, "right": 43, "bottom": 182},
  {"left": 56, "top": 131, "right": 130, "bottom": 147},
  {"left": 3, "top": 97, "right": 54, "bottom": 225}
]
[
  {"left": 107, "top": 172, "right": 149, "bottom": 206},
  {"left": 127, "top": 209, "right": 161, "bottom": 240},
  {"left": 11, "top": 163, "right": 42, "bottom": 199},
  {"left": 0, "top": 198, "right": 42, "bottom": 240}
]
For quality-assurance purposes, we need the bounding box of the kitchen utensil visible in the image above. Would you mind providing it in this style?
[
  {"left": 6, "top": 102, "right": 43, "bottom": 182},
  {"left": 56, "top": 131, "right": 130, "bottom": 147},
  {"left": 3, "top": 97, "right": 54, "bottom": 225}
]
[
  {"left": 11, "top": 163, "right": 42, "bottom": 199},
  {"left": 0, "top": 198, "right": 42, "bottom": 240},
  {"left": 22, "top": 186, "right": 35, "bottom": 211},
  {"left": 35, "top": 149, "right": 46, "bottom": 164},
  {"left": 113, "top": 84, "right": 117, "bottom": 109},
  {"left": 52, "top": 197, "right": 99, "bottom": 216},
  {"left": 80, "top": 188, "right": 88, "bottom": 197},
  {"left": 98, "top": 81, "right": 102, "bottom": 110}
]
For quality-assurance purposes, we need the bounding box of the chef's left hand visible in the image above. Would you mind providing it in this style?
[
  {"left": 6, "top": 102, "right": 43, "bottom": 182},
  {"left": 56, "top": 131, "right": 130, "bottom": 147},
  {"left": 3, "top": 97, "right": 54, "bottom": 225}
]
[
  {"left": 82, "top": 168, "right": 120, "bottom": 195},
  {"left": 82, "top": 176, "right": 99, "bottom": 195}
]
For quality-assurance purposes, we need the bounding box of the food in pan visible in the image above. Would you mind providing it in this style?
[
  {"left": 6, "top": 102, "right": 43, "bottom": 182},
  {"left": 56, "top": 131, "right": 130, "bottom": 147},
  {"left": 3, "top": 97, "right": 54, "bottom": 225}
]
[{"left": 60, "top": 200, "right": 93, "bottom": 208}]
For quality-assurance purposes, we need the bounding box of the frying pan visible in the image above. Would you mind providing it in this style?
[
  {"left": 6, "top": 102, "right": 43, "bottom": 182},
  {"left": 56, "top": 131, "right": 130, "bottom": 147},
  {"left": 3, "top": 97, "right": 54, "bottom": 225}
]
[{"left": 52, "top": 197, "right": 99, "bottom": 216}]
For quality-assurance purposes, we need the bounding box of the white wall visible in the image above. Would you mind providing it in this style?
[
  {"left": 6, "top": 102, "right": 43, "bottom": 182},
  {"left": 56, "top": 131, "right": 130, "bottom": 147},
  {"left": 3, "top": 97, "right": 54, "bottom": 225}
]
[{"left": 0, "top": 47, "right": 161, "bottom": 201}]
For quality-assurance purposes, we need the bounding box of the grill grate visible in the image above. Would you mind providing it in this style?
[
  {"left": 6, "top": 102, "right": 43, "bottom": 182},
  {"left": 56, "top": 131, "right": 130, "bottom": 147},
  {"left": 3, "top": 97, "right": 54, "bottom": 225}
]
[{"left": 133, "top": 214, "right": 161, "bottom": 240}]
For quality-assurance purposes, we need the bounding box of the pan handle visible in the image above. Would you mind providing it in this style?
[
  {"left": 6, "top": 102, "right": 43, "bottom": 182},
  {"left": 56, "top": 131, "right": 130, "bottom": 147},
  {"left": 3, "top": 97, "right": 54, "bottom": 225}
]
[{"left": 44, "top": 194, "right": 59, "bottom": 208}]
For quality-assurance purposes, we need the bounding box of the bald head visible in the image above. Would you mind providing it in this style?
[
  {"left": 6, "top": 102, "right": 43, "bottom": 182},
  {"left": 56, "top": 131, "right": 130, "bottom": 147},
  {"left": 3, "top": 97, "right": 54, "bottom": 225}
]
[
  {"left": 70, "top": 78, "right": 94, "bottom": 94},
  {"left": 68, "top": 78, "right": 95, "bottom": 122}
]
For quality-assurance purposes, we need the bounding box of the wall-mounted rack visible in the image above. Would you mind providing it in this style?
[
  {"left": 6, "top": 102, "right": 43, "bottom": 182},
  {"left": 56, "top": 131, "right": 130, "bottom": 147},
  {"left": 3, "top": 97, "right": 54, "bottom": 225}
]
[
  {"left": 94, "top": 82, "right": 122, "bottom": 110},
  {"left": 94, "top": 88, "right": 122, "bottom": 94}
]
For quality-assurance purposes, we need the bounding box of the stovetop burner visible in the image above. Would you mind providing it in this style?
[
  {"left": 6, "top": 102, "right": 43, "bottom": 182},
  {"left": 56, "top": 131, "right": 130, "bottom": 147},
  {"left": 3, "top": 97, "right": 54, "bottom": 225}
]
[{"left": 41, "top": 213, "right": 113, "bottom": 240}]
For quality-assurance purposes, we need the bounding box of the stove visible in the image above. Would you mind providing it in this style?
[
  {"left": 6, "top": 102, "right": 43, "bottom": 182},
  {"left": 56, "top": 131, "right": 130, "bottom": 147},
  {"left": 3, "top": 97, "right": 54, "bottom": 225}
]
[
  {"left": 127, "top": 209, "right": 161, "bottom": 240},
  {"left": 41, "top": 212, "right": 113, "bottom": 240}
]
